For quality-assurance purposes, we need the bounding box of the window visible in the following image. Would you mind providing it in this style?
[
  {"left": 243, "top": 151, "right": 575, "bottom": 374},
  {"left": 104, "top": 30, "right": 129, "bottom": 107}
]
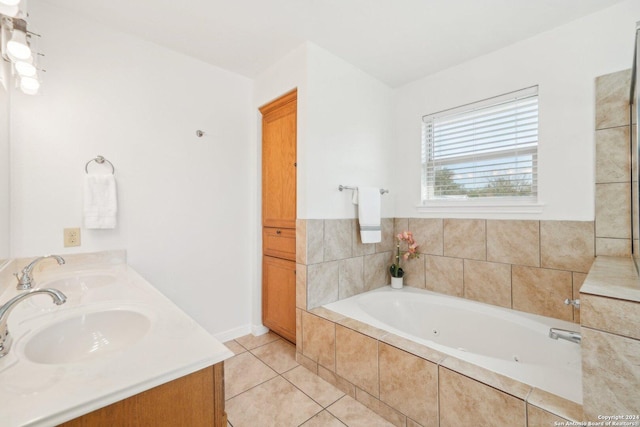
[{"left": 421, "top": 86, "right": 538, "bottom": 206}]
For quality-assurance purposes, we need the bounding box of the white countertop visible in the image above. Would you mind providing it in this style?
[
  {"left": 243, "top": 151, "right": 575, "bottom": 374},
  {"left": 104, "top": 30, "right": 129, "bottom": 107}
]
[{"left": 0, "top": 254, "right": 233, "bottom": 426}]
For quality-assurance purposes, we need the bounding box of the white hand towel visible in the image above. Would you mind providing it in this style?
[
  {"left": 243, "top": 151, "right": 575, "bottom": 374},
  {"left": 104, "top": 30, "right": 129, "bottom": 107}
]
[
  {"left": 84, "top": 174, "right": 117, "bottom": 229},
  {"left": 358, "top": 187, "right": 381, "bottom": 244}
]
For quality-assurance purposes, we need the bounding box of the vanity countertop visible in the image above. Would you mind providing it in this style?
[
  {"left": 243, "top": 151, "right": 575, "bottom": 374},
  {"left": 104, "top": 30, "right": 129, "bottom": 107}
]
[{"left": 0, "top": 253, "right": 233, "bottom": 426}]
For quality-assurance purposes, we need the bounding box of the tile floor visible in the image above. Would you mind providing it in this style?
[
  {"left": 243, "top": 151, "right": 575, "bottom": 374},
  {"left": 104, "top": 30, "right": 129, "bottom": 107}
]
[{"left": 224, "top": 332, "right": 394, "bottom": 427}]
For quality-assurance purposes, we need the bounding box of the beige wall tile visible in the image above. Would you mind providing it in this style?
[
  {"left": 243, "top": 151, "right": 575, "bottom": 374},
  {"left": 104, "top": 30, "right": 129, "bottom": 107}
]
[
  {"left": 364, "top": 252, "right": 392, "bottom": 290},
  {"left": 527, "top": 405, "right": 572, "bottom": 426},
  {"left": 296, "top": 219, "right": 307, "bottom": 265},
  {"left": 526, "top": 388, "right": 583, "bottom": 422},
  {"left": 379, "top": 333, "right": 446, "bottom": 365},
  {"left": 393, "top": 218, "right": 409, "bottom": 237},
  {"left": 595, "top": 237, "right": 630, "bottom": 256},
  {"left": 596, "top": 126, "right": 630, "bottom": 183},
  {"left": 296, "top": 308, "right": 303, "bottom": 349},
  {"left": 596, "top": 182, "right": 631, "bottom": 239},
  {"left": 302, "top": 311, "right": 336, "bottom": 371},
  {"left": 439, "top": 356, "right": 532, "bottom": 400},
  {"left": 297, "top": 351, "right": 319, "bottom": 374},
  {"left": 376, "top": 218, "right": 395, "bottom": 253},
  {"left": 379, "top": 343, "right": 438, "bottom": 426},
  {"left": 307, "top": 260, "right": 340, "bottom": 308},
  {"left": 402, "top": 255, "right": 425, "bottom": 288},
  {"left": 354, "top": 219, "right": 377, "bottom": 257},
  {"left": 425, "top": 255, "right": 463, "bottom": 297},
  {"left": 582, "top": 327, "right": 640, "bottom": 419},
  {"left": 463, "top": 259, "right": 512, "bottom": 308},
  {"left": 540, "top": 221, "right": 595, "bottom": 273},
  {"left": 325, "top": 219, "right": 353, "bottom": 261},
  {"left": 487, "top": 220, "right": 539, "bottom": 267},
  {"left": 297, "top": 263, "right": 308, "bottom": 310},
  {"left": 439, "top": 367, "right": 525, "bottom": 427},
  {"left": 339, "top": 257, "right": 365, "bottom": 299},
  {"left": 335, "top": 325, "right": 379, "bottom": 397},
  {"left": 581, "top": 294, "right": 640, "bottom": 339},
  {"left": 512, "top": 266, "right": 573, "bottom": 321},
  {"left": 307, "top": 219, "right": 325, "bottom": 265},
  {"left": 595, "top": 69, "right": 631, "bottom": 129},
  {"left": 409, "top": 218, "right": 444, "bottom": 256},
  {"left": 444, "top": 219, "right": 486, "bottom": 260},
  {"left": 355, "top": 388, "right": 407, "bottom": 427},
  {"left": 318, "top": 365, "right": 357, "bottom": 398}
]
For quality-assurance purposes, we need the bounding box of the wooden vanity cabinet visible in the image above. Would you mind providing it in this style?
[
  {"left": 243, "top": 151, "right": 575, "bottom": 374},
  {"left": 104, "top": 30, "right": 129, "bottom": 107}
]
[
  {"left": 58, "top": 362, "right": 226, "bottom": 426},
  {"left": 260, "top": 89, "right": 297, "bottom": 344}
]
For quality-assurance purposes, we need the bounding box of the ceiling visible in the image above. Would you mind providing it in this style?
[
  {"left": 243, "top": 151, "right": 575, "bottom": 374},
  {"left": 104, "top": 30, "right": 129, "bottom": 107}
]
[{"left": 42, "top": 0, "right": 627, "bottom": 88}]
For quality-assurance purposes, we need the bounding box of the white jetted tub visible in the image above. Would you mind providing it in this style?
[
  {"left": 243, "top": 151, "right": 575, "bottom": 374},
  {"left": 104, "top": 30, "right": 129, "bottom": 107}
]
[{"left": 324, "top": 286, "right": 582, "bottom": 404}]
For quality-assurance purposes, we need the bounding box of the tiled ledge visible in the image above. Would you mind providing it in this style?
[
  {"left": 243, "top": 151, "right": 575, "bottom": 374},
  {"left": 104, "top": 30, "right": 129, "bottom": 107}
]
[
  {"left": 301, "top": 306, "right": 582, "bottom": 425},
  {"left": 580, "top": 255, "right": 640, "bottom": 303}
]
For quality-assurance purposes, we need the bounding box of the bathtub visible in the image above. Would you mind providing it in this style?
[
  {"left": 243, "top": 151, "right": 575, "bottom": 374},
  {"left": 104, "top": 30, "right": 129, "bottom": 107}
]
[{"left": 323, "top": 286, "right": 582, "bottom": 404}]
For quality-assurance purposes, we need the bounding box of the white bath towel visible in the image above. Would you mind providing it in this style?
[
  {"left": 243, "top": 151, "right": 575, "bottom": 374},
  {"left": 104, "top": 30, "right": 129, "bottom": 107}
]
[
  {"left": 358, "top": 187, "right": 381, "bottom": 244},
  {"left": 84, "top": 174, "right": 117, "bottom": 229}
]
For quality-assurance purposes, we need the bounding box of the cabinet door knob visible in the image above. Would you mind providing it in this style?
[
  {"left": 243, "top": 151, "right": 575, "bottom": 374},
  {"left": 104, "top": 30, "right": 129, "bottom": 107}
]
[{"left": 276, "top": 230, "right": 281, "bottom": 234}]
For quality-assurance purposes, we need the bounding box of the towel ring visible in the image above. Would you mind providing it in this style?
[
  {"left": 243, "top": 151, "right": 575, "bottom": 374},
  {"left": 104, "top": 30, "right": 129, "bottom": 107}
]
[{"left": 85, "top": 155, "right": 115, "bottom": 175}]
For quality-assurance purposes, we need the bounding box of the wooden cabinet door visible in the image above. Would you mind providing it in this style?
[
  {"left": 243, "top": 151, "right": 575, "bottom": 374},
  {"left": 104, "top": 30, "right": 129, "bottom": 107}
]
[
  {"left": 260, "top": 90, "right": 297, "bottom": 229},
  {"left": 262, "top": 256, "right": 296, "bottom": 343}
]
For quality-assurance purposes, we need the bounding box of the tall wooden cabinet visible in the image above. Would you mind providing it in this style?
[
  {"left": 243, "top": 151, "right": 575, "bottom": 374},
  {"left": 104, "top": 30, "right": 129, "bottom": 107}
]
[{"left": 260, "top": 90, "right": 297, "bottom": 343}]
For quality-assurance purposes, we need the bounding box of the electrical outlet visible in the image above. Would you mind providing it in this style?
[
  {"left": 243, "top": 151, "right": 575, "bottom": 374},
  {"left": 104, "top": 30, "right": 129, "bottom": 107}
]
[{"left": 64, "top": 227, "right": 81, "bottom": 247}]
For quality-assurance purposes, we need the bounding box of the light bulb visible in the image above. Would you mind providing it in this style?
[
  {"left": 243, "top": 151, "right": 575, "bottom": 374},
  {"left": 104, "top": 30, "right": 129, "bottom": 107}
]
[
  {"left": 20, "top": 75, "right": 39, "bottom": 94},
  {"left": 7, "top": 28, "right": 31, "bottom": 61},
  {"left": 0, "top": 0, "right": 20, "bottom": 6},
  {"left": 14, "top": 60, "right": 36, "bottom": 77}
]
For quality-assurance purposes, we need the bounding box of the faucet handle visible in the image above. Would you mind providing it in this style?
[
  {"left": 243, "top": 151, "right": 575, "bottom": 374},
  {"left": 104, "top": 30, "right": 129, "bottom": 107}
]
[
  {"left": 564, "top": 298, "right": 580, "bottom": 309},
  {"left": 14, "top": 272, "right": 33, "bottom": 290}
]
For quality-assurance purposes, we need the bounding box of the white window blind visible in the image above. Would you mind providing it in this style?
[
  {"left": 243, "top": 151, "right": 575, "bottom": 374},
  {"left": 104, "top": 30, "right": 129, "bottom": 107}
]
[{"left": 421, "top": 86, "right": 538, "bottom": 204}]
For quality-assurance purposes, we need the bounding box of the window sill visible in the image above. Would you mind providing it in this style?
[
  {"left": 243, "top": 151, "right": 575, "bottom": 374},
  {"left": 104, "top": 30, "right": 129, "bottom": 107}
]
[{"left": 417, "top": 199, "right": 545, "bottom": 215}]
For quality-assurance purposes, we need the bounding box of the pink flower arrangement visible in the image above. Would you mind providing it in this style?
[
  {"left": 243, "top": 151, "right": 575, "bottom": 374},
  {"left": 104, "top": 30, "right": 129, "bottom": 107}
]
[{"left": 389, "top": 230, "right": 420, "bottom": 278}]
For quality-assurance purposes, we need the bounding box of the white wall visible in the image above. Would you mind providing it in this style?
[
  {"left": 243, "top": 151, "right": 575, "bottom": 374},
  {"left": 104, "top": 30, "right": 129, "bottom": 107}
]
[
  {"left": 393, "top": 0, "right": 640, "bottom": 220},
  {"left": 9, "top": 3, "right": 254, "bottom": 339},
  {"left": 304, "top": 44, "right": 394, "bottom": 219}
]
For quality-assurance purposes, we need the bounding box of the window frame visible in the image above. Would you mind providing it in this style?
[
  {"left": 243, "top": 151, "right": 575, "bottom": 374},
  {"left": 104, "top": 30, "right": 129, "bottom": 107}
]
[{"left": 418, "top": 86, "right": 544, "bottom": 214}]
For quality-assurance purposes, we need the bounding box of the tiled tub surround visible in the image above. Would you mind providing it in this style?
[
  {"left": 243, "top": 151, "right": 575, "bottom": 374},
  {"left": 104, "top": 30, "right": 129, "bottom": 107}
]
[
  {"left": 580, "top": 256, "right": 640, "bottom": 419},
  {"left": 297, "top": 218, "right": 595, "bottom": 324},
  {"left": 294, "top": 217, "right": 594, "bottom": 426},
  {"left": 297, "top": 306, "right": 583, "bottom": 427},
  {"left": 325, "top": 286, "right": 582, "bottom": 403},
  {"left": 595, "top": 68, "right": 638, "bottom": 257}
]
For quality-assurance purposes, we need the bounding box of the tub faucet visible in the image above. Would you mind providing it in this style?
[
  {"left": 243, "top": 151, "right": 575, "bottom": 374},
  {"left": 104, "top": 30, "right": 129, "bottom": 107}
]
[
  {"left": 0, "top": 288, "right": 67, "bottom": 358},
  {"left": 14, "top": 255, "right": 65, "bottom": 290},
  {"left": 549, "top": 328, "right": 581, "bottom": 344}
]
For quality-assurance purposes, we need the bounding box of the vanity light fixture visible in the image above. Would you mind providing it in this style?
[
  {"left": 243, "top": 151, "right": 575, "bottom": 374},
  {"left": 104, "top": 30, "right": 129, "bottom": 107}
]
[
  {"left": 6, "top": 22, "right": 29, "bottom": 61},
  {"left": 0, "top": 9, "right": 44, "bottom": 95}
]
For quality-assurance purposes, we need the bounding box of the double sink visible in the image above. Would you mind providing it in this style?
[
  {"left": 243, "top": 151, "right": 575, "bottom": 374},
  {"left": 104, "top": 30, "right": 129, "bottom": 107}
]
[{"left": 0, "top": 253, "right": 232, "bottom": 426}]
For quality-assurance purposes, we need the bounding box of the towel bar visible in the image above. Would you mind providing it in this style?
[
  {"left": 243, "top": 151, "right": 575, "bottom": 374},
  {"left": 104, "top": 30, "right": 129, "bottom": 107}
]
[
  {"left": 338, "top": 185, "right": 388, "bottom": 195},
  {"left": 85, "top": 155, "right": 115, "bottom": 175}
]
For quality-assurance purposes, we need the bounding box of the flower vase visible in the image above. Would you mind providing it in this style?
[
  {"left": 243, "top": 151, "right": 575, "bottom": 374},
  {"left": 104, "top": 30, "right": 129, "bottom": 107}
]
[{"left": 391, "top": 276, "right": 403, "bottom": 289}]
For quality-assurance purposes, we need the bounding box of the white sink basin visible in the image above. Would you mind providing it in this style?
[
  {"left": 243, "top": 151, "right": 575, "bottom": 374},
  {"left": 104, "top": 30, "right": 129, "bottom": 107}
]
[{"left": 23, "top": 309, "right": 151, "bottom": 364}]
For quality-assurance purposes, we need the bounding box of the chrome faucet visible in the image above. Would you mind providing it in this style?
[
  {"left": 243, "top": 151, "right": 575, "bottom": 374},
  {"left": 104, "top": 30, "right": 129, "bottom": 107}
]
[
  {"left": 14, "top": 255, "right": 65, "bottom": 290},
  {"left": 549, "top": 328, "right": 581, "bottom": 344},
  {"left": 0, "top": 288, "right": 67, "bottom": 358}
]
